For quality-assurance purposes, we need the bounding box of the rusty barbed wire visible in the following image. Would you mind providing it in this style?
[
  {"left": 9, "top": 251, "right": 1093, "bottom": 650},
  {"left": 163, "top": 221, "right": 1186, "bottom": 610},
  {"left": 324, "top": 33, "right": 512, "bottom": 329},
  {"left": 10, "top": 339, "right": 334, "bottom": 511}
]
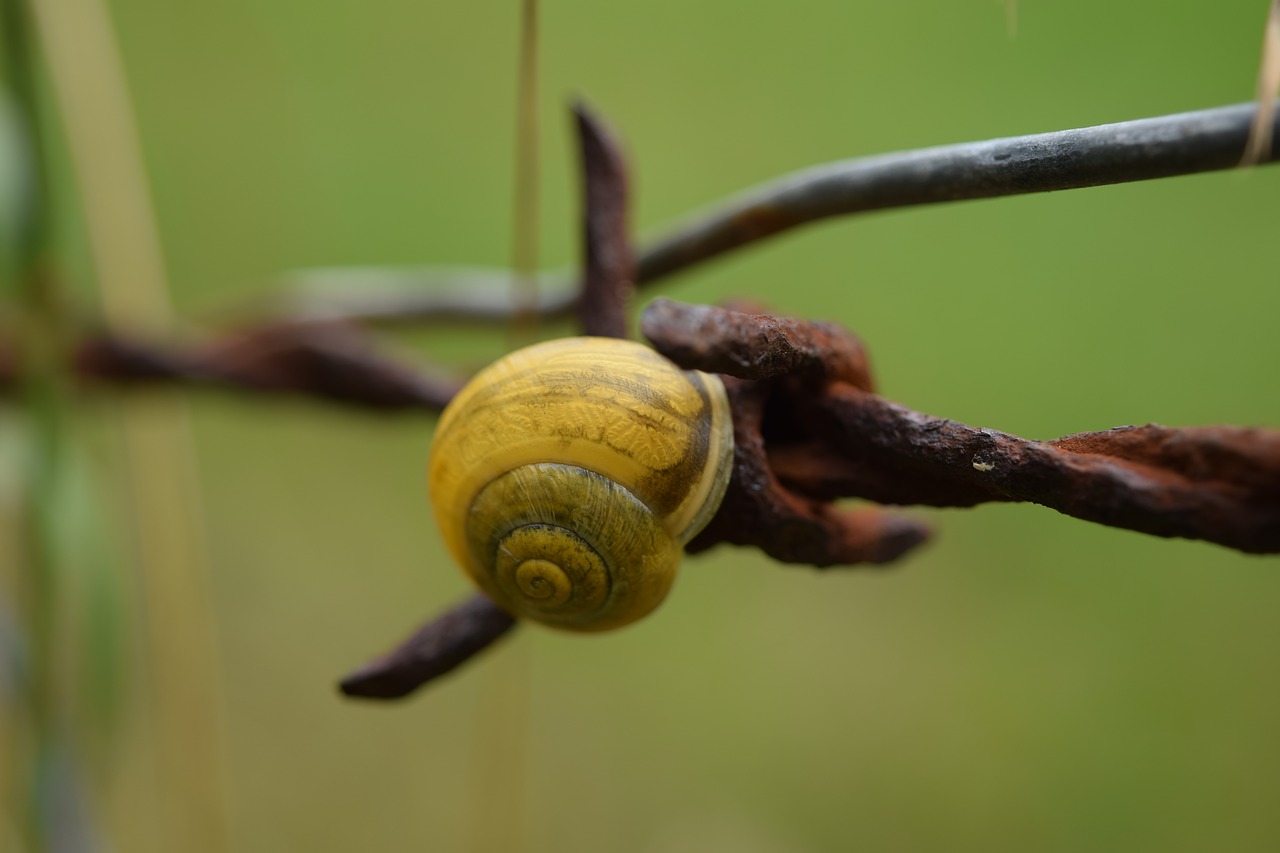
[
  {"left": 340, "top": 291, "right": 1280, "bottom": 699},
  {"left": 68, "top": 322, "right": 460, "bottom": 410},
  {"left": 644, "top": 299, "right": 1280, "bottom": 559},
  {"left": 2, "top": 101, "right": 1278, "bottom": 396},
  {"left": 334, "top": 104, "right": 1280, "bottom": 700},
  {"left": 1, "top": 101, "right": 1276, "bottom": 699}
]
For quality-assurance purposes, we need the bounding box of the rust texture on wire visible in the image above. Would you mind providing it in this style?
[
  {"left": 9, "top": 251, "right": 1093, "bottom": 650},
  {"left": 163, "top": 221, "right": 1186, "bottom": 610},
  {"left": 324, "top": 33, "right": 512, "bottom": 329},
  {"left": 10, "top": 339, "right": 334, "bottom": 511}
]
[
  {"left": 341, "top": 293, "right": 1280, "bottom": 699},
  {"left": 338, "top": 594, "right": 516, "bottom": 699},
  {"left": 644, "top": 299, "right": 1280, "bottom": 558},
  {"left": 69, "top": 322, "right": 461, "bottom": 411},
  {"left": 574, "top": 101, "right": 634, "bottom": 340}
]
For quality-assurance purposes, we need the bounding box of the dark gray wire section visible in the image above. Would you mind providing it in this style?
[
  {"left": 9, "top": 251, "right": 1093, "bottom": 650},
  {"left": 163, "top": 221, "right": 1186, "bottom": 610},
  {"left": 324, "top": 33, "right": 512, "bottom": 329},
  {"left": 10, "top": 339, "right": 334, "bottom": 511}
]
[
  {"left": 636, "top": 100, "right": 1279, "bottom": 284},
  {"left": 282, "top": 101, "right": 1277, "bottom": 324}
]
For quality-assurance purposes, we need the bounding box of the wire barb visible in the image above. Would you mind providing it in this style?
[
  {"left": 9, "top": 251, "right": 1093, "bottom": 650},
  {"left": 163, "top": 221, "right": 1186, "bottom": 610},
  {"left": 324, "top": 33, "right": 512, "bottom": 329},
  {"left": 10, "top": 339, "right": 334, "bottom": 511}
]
[
  {"left": 574, "top": 101, "right": 634, "bottom": 339},
  {"left": 338, "top": 595, "right": 517, "bottom": 699}
]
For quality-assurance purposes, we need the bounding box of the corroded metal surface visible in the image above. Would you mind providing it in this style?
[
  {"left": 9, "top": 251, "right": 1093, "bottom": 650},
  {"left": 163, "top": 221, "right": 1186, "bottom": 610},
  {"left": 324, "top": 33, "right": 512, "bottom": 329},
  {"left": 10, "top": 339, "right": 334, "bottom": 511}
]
[
  {"left": 574, "top": 103, "right": 633, "bottom": 340},
  {"left": 685, "top": 371, "right": 930, "bottom": 567},
  {"left": 641, "top": 297, "right": 874, "bottom": 389},
  {"left": 342, "top": 298, "right": 1280, "bottom": 699},
  {"left": 338, "top": 595, "right": 515, "bottom": 699},
  {"left": 646, "top": 300, "right": 1280, "bottom": 556},
  {"left": 335, "top": 100, "right": 1280, "bottom": 699},
  {"left": 73, "top": 323, "right": 461, "bottom": 410}
]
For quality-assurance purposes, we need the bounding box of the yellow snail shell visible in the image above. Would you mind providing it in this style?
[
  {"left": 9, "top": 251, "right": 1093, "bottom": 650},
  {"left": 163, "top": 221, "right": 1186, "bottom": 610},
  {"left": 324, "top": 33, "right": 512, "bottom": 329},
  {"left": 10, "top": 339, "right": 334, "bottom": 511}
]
[{"left": 427, "top": 337, "right": 734, "bottom": 631}]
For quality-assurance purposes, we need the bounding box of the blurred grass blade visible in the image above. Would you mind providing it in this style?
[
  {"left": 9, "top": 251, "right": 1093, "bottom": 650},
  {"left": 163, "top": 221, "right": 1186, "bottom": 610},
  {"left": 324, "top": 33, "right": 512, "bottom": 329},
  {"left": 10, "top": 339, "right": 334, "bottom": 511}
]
[
  {"left": 29, "top": 0, "right": 232, "bottom": 849},
  {"left": 54, "top": 442, "right": 128, "bottom": 741},
  {"left": 0, "top": 90, "right": 34, "bottom": 290},
  {"left": 35, "top": 742, "right": 107, "bottom": 853},
  {"left": 1241, "top": 0, "right": 1279, "bottom": 165},
  {"left": 3, "top": 0, "right": 90, "bottom": 848},
  {"left": 1004, "top": 0, "right": 1017, "bottom": 38},
  {"left": 510, "top": 0, "right": 540, "bottom": 339}
]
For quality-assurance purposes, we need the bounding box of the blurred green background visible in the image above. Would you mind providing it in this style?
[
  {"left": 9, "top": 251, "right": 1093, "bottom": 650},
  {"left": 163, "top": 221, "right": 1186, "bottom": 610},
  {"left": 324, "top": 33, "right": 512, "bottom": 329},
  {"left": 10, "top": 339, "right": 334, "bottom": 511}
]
[{"left": 5, "top": 1, "right": 1280, "bottom": 851}]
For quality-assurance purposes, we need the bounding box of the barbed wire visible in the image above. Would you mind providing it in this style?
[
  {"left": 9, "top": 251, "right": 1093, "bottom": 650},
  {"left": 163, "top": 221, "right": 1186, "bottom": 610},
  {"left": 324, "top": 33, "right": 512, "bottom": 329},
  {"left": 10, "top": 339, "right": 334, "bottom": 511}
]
[
  {"left": 2, "top": 103, "right": 1276, "bottom": 698},
  {"left": 337, "top": 104, "right": 1279, "bottom": 699},
  {"left": 273, "top": 99, "right": 1279, "bottom": 326}
]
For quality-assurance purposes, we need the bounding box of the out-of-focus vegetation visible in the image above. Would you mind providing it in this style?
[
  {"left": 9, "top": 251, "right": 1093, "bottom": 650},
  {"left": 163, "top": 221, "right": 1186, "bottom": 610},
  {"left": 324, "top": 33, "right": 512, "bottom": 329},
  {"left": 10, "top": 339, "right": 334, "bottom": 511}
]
[{"left": 2, "top": 2, "right": 1279, "bottom": 851}]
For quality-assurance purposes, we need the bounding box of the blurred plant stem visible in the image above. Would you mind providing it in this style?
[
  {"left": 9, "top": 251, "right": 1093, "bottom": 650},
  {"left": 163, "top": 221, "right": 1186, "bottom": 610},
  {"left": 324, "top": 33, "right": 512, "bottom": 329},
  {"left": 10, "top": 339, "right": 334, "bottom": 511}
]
[
  {"left": 2, "top": 0, "right": 90, "bottom": 848},
  {"left": 469, "top": 6, "right": 539, "bottom": 848},
  {"left": 465, "top": 635, "right": 531, "bottom": 853},
  {"left": 509, "top": 0, "right": 540, "bottom": 346},
  {"left": 9, "top": 0, "right": 231, "bottom": 850},
  {"left": 1241, "top": 0, "right": 1279, "bottom": 165},
  {"left": 1003, "top": 0, "right": 1017, "bottom": 38}
]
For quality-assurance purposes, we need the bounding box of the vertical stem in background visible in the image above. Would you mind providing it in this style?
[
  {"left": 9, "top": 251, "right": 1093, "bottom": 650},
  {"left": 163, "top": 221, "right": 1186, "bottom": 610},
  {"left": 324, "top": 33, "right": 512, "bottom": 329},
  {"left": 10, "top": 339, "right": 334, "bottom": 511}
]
[
  {"left": 462, "top": 4, "right": 541, "bottom": 849},
  {"left": 1241, "top": 0, "right": 1279, "bottom": 165},
  {"left": 510, "top": 0, "right": 541, "bottom": 342},
  {"left": 2, "top": 0, "right": 71, "bottom": 847},
  {"left": 463, "top": 639, "right": 531, "bottom": 853},
  {"left": 28, "top": 0, "right": 230, "bottom": 850}
]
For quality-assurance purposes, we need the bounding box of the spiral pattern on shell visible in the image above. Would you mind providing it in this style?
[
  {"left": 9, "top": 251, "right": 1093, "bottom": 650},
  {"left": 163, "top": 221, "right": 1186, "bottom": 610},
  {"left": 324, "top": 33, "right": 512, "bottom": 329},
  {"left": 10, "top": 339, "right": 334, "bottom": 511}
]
[{"left": 427, "top": 337, "right": 734, "bottom": 631}]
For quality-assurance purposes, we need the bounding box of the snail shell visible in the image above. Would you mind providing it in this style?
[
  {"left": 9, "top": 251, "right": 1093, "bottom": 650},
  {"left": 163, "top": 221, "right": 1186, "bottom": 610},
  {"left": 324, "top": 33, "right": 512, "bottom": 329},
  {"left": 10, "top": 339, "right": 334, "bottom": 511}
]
[{"left": 427, "top": 337, "right": 734, "bottom": 631}]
